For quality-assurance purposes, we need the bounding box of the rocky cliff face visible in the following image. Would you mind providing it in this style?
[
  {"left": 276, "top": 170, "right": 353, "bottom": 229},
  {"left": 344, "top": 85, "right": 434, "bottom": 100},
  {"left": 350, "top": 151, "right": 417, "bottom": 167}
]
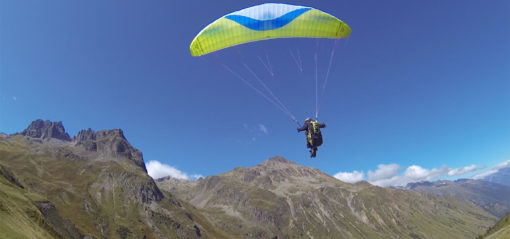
[
  {"left": 17, "top": 119, "right": 147, "bottom": 172},
  {"left": 20, "top": 119, "right": 71, "bottom": 141},
  {"left": 75, "top": 128, "right": 147, "bottom": 172}
]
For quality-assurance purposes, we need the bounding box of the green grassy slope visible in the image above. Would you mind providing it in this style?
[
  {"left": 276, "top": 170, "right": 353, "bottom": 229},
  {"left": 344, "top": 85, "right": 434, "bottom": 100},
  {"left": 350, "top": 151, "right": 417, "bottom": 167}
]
[
  {"left": 483, "top": 212, "right": 510, "bottom": 239},
  {"left": 0, "top": 163, "right": 82, "bottom": 239},
  {"left": 0, "top": 173, "right": 57, "bottom": 239},
  {"left": 0, "top": 135, "right": 232, "bottom": 239}
]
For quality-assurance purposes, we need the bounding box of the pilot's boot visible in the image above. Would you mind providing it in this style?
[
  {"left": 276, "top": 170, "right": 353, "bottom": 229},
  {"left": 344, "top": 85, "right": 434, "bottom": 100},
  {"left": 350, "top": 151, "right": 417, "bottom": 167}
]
[{"left": 310, "top": 148, "right": 317, "bottom": 158}]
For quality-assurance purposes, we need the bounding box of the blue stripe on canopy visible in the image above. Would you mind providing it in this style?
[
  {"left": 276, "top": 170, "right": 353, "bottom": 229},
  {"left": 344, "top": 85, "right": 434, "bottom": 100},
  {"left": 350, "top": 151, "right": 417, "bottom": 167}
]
[{"left": 225, "top": 8, "right": 311, "bottom": 31}]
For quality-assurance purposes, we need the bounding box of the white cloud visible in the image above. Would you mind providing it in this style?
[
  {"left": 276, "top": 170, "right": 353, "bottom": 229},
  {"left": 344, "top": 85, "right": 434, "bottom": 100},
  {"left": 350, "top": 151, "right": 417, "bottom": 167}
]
[
  {"left": 473, "top": 160, "right": 510, "bottom": 179},
  {"left": 146, "top": 160, "right": 201, "bottom": 180},
  {"left": 367, "top": 164, "right": 406, "bottom": 187},
  {"left": 499, "top": 160, "right": 510, "bottom": 168},
  {"left": 448, "top": 164, "right": 477, "bottom": 176},
  {"left": 334, "top": 171, "right": 365, "bottom": 183},
  {"left": 336, "top": 163, "right": 482, "bottom": 187},
  {"left": 191, "top": 174, "right": 204, "bottom": 180},
  {"left": 367, "top": 164, "right": 400, "bottom": 182},
  {"left": 404, "top": 165, "right": 449, "bottom": 181},
  {"left": 363, "top": 164, "right": 405, "bottom": 187},
  {"left": 259, "top": 124, "right": 268, "bottom": 134},
  {"left": 474, "top": 169, "right": 498, "bottom": 180},
  {"left": 370, "top": 175, "right": 409, "bottom": 187}
]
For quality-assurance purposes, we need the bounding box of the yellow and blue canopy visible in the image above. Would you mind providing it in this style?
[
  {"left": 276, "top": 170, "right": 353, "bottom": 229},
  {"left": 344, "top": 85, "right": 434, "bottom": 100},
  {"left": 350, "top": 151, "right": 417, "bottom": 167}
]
[{"left": 190, "top": 3, "right": 351, "bottom": 56}]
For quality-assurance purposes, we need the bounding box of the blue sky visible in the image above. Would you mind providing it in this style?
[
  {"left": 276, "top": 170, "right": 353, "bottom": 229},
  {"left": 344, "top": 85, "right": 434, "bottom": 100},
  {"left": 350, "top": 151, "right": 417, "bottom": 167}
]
[{"left": 1, "top": 0, "right": 509, "bottom": 186}]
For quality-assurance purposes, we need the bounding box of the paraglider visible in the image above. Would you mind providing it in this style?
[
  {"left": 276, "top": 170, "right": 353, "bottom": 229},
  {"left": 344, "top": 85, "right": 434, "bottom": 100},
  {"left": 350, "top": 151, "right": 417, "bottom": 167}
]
[
  {"left": 190, "top": 3, "right": 350, "bottom": 157},
  {"left": 190, "top": 3, "right": 351, "bottom": 56},
  {"left": 298, "top": 117, "right": 326, "bottom": 158}
]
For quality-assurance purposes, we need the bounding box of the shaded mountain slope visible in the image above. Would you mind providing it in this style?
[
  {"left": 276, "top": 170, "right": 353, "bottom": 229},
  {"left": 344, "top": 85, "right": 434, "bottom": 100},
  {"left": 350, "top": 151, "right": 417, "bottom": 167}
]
[{"left": 158, "top": 157, "right": 497, "bottom": 239}]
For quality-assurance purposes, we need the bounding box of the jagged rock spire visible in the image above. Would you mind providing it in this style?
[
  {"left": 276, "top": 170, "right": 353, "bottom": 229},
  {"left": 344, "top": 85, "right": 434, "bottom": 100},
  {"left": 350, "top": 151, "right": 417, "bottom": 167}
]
[{"left": 21, "top": 119, "right": 71, "bottom": 141}]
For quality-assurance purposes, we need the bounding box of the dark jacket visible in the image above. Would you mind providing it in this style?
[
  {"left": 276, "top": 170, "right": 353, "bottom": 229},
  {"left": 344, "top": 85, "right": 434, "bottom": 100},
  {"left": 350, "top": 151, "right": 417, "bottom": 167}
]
[{"left": 298, "top": 121, "right": 326, "bottom": 148}]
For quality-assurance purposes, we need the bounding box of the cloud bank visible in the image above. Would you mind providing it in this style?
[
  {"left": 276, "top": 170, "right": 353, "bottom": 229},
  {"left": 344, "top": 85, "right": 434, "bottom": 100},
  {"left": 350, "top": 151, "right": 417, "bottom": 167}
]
[
  {"left": 473, "top": 160, "right": 510, "bottom": 179},
  {"left": 146, "top": 160, "right": 202, "bottom": 180},
  {"left": 334, "top": 163, "right": 480, "bottom": 187},
  {"left": 448, "top": 164, "right": 477, "bottom": 176}
]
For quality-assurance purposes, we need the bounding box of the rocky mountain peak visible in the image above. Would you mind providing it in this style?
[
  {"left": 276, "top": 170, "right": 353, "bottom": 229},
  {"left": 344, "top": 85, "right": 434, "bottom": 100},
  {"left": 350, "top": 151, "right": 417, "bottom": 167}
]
[
  {"left": 261, "top": 156, "right": 297, "bottom": 167},
  {"left": 256, "top": 156, "right": 324, "bottom": 179},
  {"left": 96, "top": 128, "right": 126, "bottom": 139},
  {"left": 21, "top": 119, "right": 71, "bottom": 141},
  {"left": 74, "top": 128, "right": 146, "bottom": 172}
]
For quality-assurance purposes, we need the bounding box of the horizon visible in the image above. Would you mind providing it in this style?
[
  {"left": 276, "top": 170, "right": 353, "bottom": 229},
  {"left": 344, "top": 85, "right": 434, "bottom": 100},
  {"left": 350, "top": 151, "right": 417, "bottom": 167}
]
[
  {"left": 1, "top": 1, "right": 509, "bottom": 187},
  {"left": 3, "top": 118, "right": 509, "bottom": 187}
]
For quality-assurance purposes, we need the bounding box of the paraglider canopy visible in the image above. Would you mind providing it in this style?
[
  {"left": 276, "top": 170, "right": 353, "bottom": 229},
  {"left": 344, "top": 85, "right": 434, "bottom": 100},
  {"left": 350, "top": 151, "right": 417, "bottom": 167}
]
[{"left": 190, "top": 3, "right": 351, "bottom": 56}]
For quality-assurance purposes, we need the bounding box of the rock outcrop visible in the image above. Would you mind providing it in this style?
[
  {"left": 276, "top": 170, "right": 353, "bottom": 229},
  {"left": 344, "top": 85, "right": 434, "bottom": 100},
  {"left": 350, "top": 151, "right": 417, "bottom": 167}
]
[
  {"left": 75, "top": 128, "right": 147, "bottom": 172},
  {"left": 19, "top": 119, "right": 147, "bottom": 172},
  {"left": 20, "top": 119, "right": 71, "bottom": 141}
]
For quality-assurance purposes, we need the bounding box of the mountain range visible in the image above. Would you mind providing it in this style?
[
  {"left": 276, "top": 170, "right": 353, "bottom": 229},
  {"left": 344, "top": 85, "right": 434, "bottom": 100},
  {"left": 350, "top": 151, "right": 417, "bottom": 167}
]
[
  {"left": 401, "top": 179, "right": 510, "bottom": 218},
  {"left": 0, "top": 120, "right": 228, "bottom": 238},
  {"left": 479, "top": 167, "right": 510, "bottom": 188},
  {"left": 0, "top": 119, "right": 506, "bottom": 238}
]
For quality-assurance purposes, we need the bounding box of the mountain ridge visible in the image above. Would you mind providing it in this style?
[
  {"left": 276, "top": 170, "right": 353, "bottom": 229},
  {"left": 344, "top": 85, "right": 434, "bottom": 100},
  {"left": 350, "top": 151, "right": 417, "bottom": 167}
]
[
  {"left": 0, "top": 119, "right": 504, "bottom": 238},
  {"left": 158, "top": 157, "right": 498, "bottom": 239},
  {"left": 482, "top": 167, "right": 510, "bottom": 187},
  {"left": 402, "top": 179, "right": 510, "bottom": 218},
  {"left": 0, "top": 119, "right": 230, "bottom": 238}
]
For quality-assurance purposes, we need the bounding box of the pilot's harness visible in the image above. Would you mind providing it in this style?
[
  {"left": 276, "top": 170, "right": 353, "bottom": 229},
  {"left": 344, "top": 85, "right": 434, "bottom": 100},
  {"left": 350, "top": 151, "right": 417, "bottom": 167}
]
[{"left": 307, "top": 120, "right": 321, "bottom": 145}]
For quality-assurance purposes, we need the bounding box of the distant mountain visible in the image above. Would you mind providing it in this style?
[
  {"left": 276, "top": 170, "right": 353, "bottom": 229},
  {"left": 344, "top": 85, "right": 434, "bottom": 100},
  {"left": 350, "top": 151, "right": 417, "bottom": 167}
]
[
  {"left": 403, "top": 179, "right": 510, "bottom": 218},
  {"left": 155, "top": 176, "right": 197, "bottom": 197},
  {"left": 482, "top": 167, "right": 510, "bottom": 187},
  {"left": 0, "top": 119, "right": 229, "bottom": 239},
  {"left": 158, "top": 156, "right": 497, "bottom": 239}
]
